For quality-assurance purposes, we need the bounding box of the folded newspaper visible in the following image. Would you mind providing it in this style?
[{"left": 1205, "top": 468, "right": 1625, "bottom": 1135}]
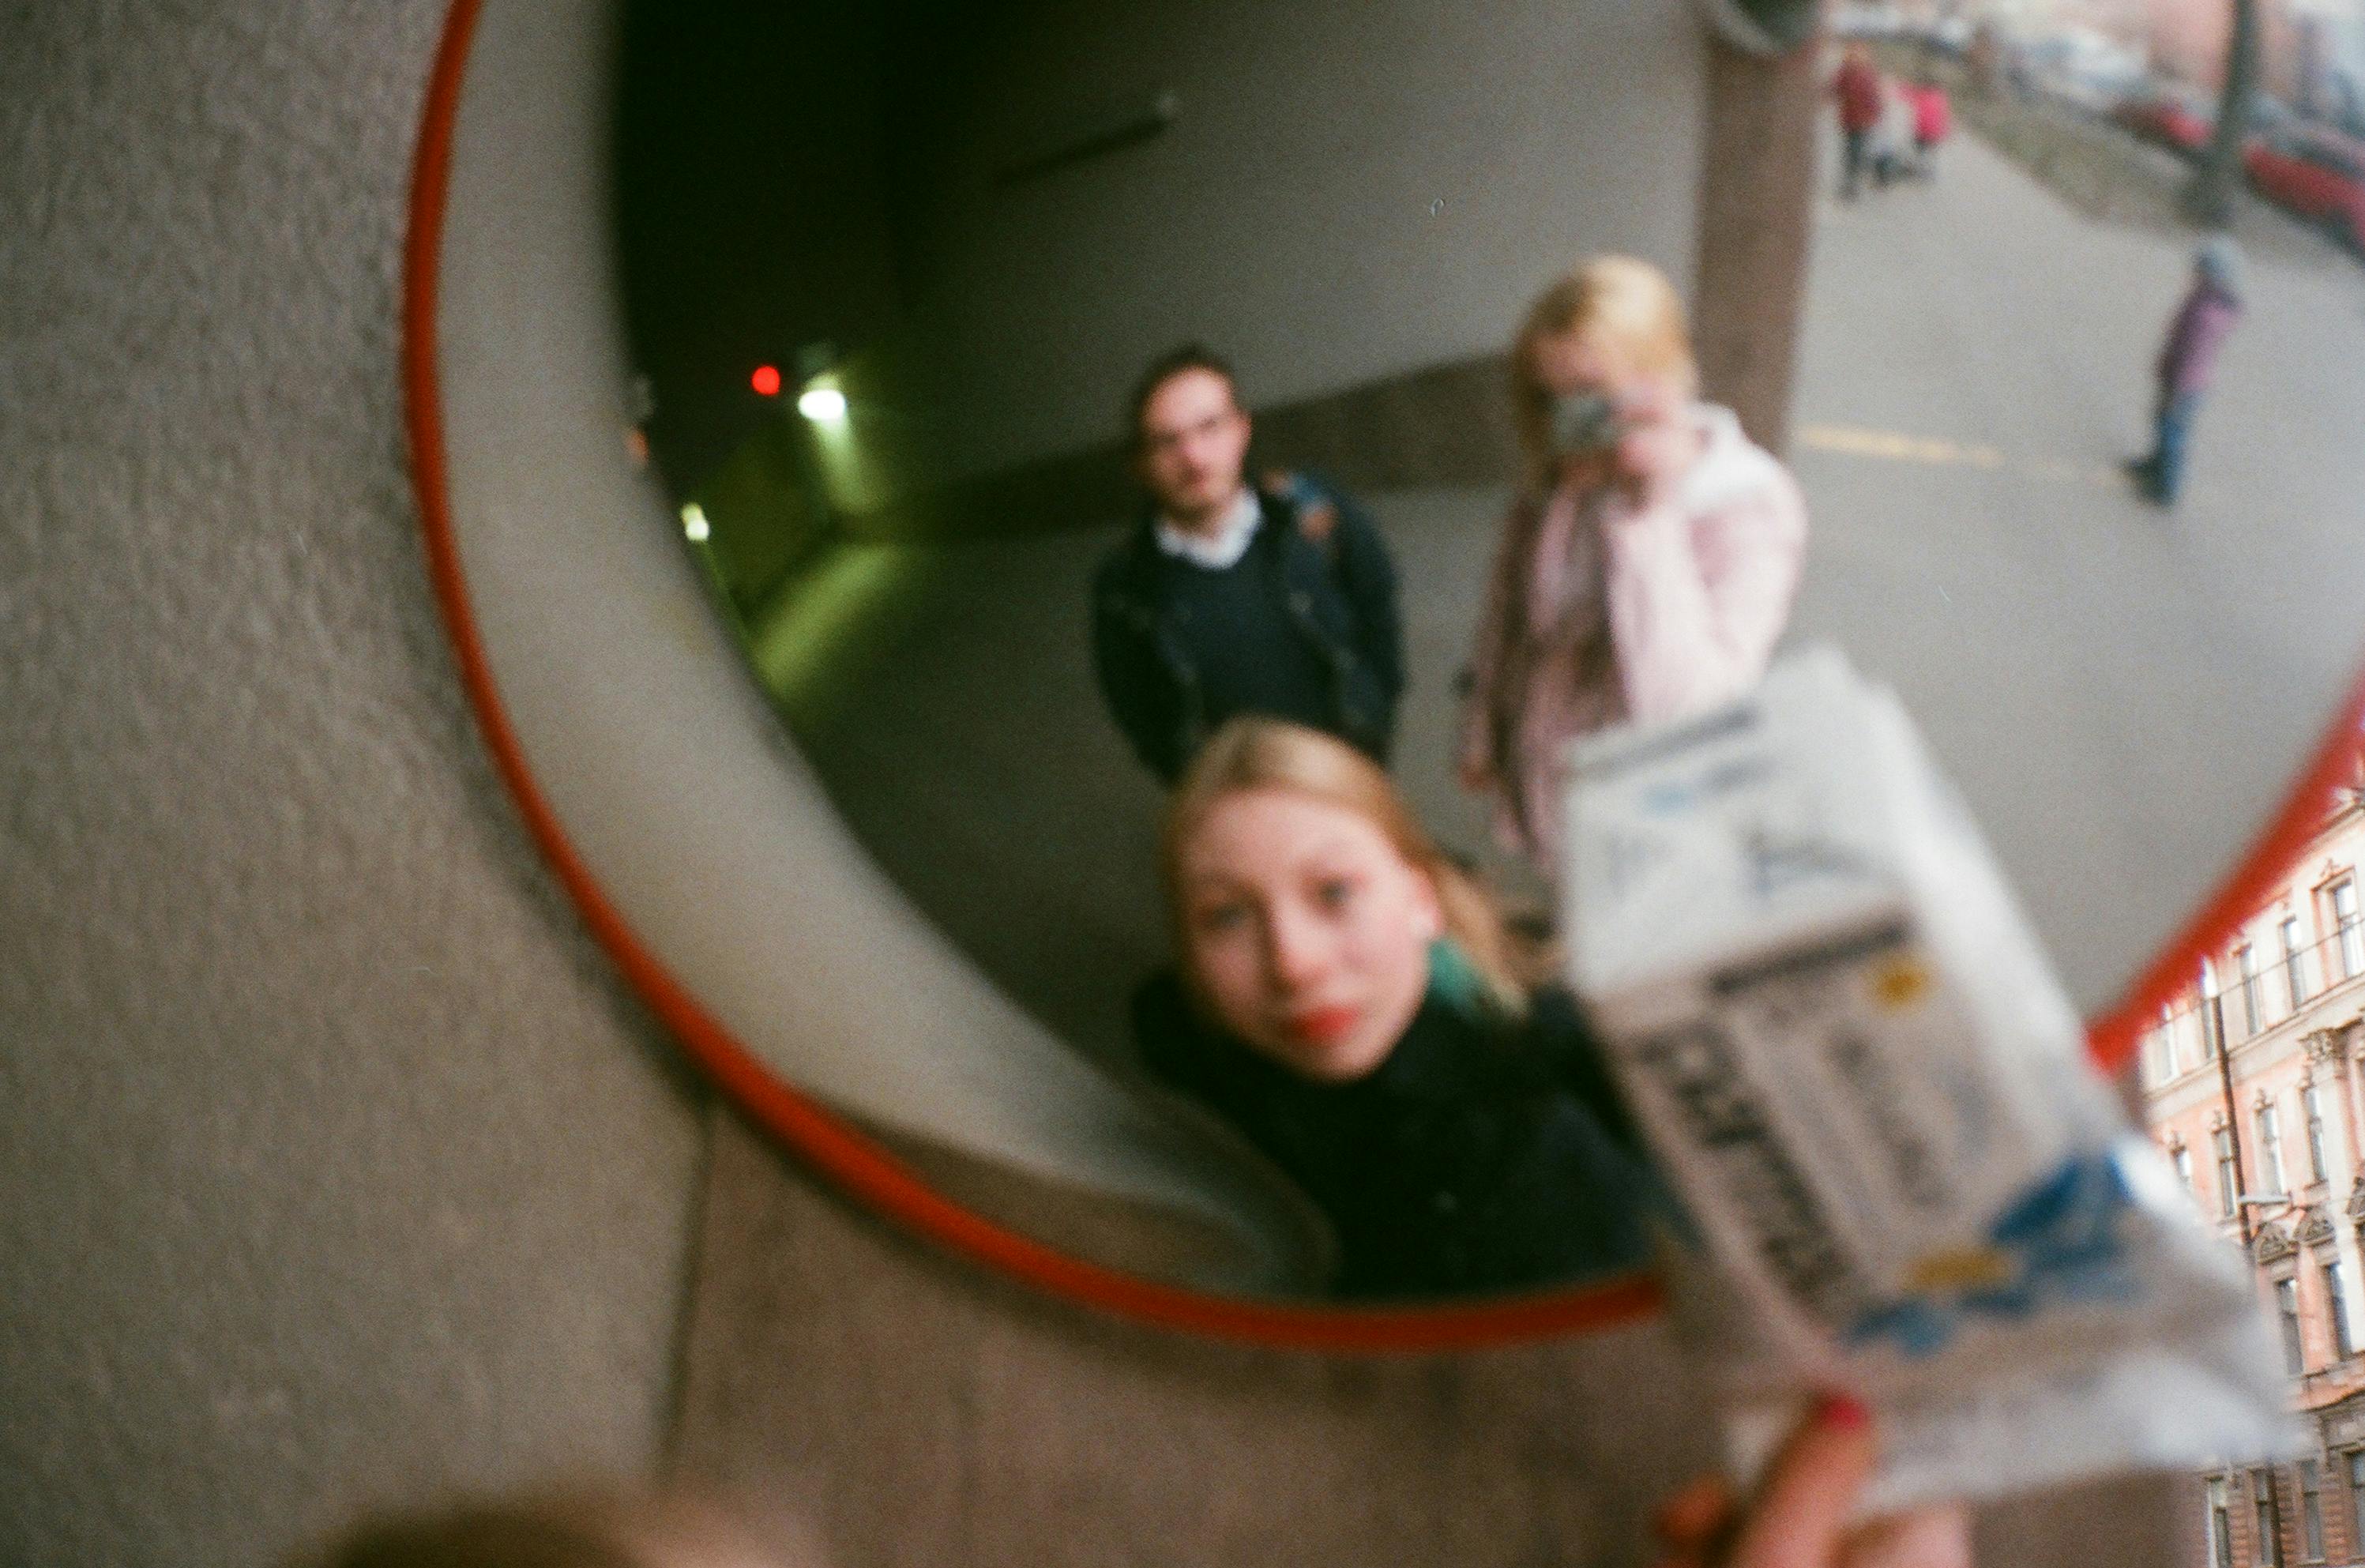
[{"left": 1560, "top": 645, "right": 2297, "bottom": 1512}]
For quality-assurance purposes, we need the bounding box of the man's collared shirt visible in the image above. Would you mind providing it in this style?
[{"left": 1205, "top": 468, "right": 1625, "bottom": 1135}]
[{"left": 1153, "top": 487, "right": 1261, "bottom": 570}]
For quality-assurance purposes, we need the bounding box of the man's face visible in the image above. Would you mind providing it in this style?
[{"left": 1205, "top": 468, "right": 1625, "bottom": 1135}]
[{"left": 1137, "top": 367, "right": 1251, "bottom": 526}]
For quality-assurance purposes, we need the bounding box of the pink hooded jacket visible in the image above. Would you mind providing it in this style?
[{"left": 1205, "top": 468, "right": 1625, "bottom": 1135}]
[{"left": 1458, "top": 403, "right": 1807, "bottom": 870}]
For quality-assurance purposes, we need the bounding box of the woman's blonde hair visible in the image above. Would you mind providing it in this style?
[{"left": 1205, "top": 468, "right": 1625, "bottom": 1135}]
[
  {"left": 294, "top": 1489, "right": 784, "bottom": 1568},
  {"left": 1510, "top": 254, "right": 1698, "bottom": 493},
  {"left": 1162, "top": 718, "right": 1525, "bottom": 1016}
]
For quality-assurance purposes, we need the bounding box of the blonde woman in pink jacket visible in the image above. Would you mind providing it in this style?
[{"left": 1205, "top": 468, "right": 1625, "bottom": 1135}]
[{"left": 1458, "top": 255, "right": 1808, "bottom": 873}]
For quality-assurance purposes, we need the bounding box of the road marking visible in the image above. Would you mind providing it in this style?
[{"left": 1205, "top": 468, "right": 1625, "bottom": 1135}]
[{"left": 1797, "top": 423, "right": 2121, "bottom": 489}]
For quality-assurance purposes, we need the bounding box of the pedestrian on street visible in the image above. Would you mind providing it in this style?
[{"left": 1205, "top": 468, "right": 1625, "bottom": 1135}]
[
  {"left": 1091, "top": 345, "right": 1404, "bottom": 784},
  {"left": 1912, "top": 76, "right": 1953, "bottom": 179},
  {"left": 2126, "top": 236, "right": 2245, "bottom": 508},
  {"left": 1872, "top": 75, "right": 1918, "bottom": 188},
  {"left": 1830, "top": 43, "right": 1886, "bottom": 201},
  {"left": 1458, "top": 255, "right": 1807, "bottom": 876}
]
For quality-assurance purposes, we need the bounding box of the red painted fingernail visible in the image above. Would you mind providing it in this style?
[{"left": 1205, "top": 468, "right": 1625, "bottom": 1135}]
[{"left": 1812, "top": 1392, "right": 1871, "bottom": 1431}]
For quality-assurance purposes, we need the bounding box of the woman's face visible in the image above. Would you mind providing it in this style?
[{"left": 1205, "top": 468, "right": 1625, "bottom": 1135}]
[
  {"left": 1530, "top": 327, "right": 1625, "bottom": 404},
  {"left": 1176, "top": 788, "right": 1441, "bottom": 1083}
]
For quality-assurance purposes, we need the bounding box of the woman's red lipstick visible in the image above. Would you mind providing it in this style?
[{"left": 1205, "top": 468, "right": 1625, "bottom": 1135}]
[{"left": 1286, "top": 1005, "right": 1361, "bottom": 1044}]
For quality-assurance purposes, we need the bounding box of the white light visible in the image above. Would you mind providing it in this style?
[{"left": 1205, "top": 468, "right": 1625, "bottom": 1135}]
[
  {"left": 797, "top": 385, "right": 848, "bottom": 423},
  {"left": 680, "top": 502, "right": 710, "bottom": 543}
]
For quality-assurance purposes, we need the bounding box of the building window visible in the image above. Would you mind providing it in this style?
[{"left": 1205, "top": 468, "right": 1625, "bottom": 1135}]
[
  {"left": 2259, "top": 1103, "right": 2288, "bottom": 1197},
  {"left": 2217, "top": 1128, "right": 2240, "bottom": 1220},
  {"left": 2329, "top": 1261, "right": 2355, "bottom": 1360},
  {"left": 2347, "top": 1453, "right": 2365, "bottom": 1563},
  {"left": 2148, "top": 1025, "right": 2174, "bottom": 1086},
  {"left": 2202, "top": 957, "right": 2222, "bottom": 1058},
  {"left": 2258, "top": 1467, "right": 2283, "bottom": 1566},
  {"left": 2280, "top": 1279, "right": 2307, "bottom": 1374},
  {"left": 2211, "top": 1476, "right": 2235, "bottom": 1568},
  {"left": 2333, "top": 880, "right": 2362, "bottom": 981},
  {"left": 2175, "top": 1146, "right": 2197, "bottom": 1197},
  {"left": 2301, "top": 1459, "right": 2324, "bottom": 1561},
  {"left": 2306, "top": 1085, "right": 2330, "bottom": 1184},
  {"left": 2284, "top": 916, "right": 2311, "bottom": 1012}
]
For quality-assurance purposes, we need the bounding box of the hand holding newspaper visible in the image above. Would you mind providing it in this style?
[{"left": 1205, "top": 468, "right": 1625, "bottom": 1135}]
[{"left": 1561, "top": 646, "right": 2295, "bottom": 1512}]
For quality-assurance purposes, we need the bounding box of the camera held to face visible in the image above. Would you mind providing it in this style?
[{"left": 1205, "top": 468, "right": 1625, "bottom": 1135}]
[{"left": 1548, "top": 391, "right": 1626, "bottom": 459}]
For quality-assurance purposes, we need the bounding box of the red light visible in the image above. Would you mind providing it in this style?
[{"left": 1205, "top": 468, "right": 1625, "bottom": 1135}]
[{"left": 750, "top": 364, "right": 782, "bottom": 397}]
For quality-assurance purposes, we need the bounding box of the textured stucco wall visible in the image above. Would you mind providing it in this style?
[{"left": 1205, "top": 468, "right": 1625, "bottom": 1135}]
[
  {"left": 0, "top": 6, "right": 705, "bottom": 1566},
  {"left": 849, "top": 0, "right": 1704, "bottom": 492},
  {"left": 0, "top": 6, "right": 2205, "bottom": 1567}
]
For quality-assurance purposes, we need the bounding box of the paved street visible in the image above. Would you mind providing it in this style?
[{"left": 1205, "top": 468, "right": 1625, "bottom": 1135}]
[
  {"left": 1786, "top": 113, "right": 2365, "bottom": 1010},
  {"left": 761, "top": 111, "right": 2365, "bottom": 1059}
]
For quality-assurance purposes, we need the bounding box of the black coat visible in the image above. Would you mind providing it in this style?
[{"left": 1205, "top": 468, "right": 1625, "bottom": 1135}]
[
  {"left": 1133, "top": 972, "right": 1664, "bottom": 1300},
  {"left": 1090, "top": 479, "right": 1404, "bottom": 783}
]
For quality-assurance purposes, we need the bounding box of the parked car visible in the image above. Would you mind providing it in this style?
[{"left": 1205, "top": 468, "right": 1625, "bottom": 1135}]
[
  {"left": 2322, "top": 70, "right": 2365, "bottom": 140},
  {"left": 1832, "top": 2, "right": 1907, "bottom": 40},
  {"left": 2113, "top": 82, "right": 2216, "bottom": 156},
  {"left": 2020, "top": 27, "right": 2148, "bottom": 115},
  {"left": 2246, "top": 122, "right": 2365, "bottom": 252},
  {"left": 1893, "top": 15, "right": 1969, "bottom": 61},
  {"left": 1927, "top": 15, "right": 1972, "bottom": 57}
]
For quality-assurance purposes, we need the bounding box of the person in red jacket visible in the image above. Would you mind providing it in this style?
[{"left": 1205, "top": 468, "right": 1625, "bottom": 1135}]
[
  {"left": 1831, "top": 43, "right": 1886, "bottom": 201},
  {"left": 1912, "top": 75, "right": 1953, "bottom": 178}
]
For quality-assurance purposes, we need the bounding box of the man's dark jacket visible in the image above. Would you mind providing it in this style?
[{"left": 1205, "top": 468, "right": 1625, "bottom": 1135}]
[{"left": 1090, "top": 479, "right": 1404, "bottom": 783}]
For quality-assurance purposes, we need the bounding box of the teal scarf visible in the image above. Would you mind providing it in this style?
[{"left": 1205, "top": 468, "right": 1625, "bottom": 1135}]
[{"left": 1425, "top": 936, "right": 1500, "bottom": 1022}]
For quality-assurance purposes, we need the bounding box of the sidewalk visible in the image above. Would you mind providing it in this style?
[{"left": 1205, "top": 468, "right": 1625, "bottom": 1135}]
[{"left": 1872, "top": 41, "right": 2358, "bottom": 272}]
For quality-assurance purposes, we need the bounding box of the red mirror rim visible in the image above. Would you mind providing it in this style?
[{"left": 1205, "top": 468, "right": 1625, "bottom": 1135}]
[{"left": 400, "top": 0, "right": 2365, "bottom": 1352}]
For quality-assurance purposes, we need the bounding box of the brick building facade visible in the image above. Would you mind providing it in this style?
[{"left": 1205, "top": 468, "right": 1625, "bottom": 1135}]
[
  {"left": 2143, "top": 774, "right": 2365, "bottom": 1567},
  {"left": 2142, "top": 0, "right": 2362, "bottom": 115}
]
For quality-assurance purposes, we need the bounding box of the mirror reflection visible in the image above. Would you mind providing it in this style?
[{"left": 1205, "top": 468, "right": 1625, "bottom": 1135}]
[{"left": 616, "top": 0, "right": 2365, "bottom": 1303}]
